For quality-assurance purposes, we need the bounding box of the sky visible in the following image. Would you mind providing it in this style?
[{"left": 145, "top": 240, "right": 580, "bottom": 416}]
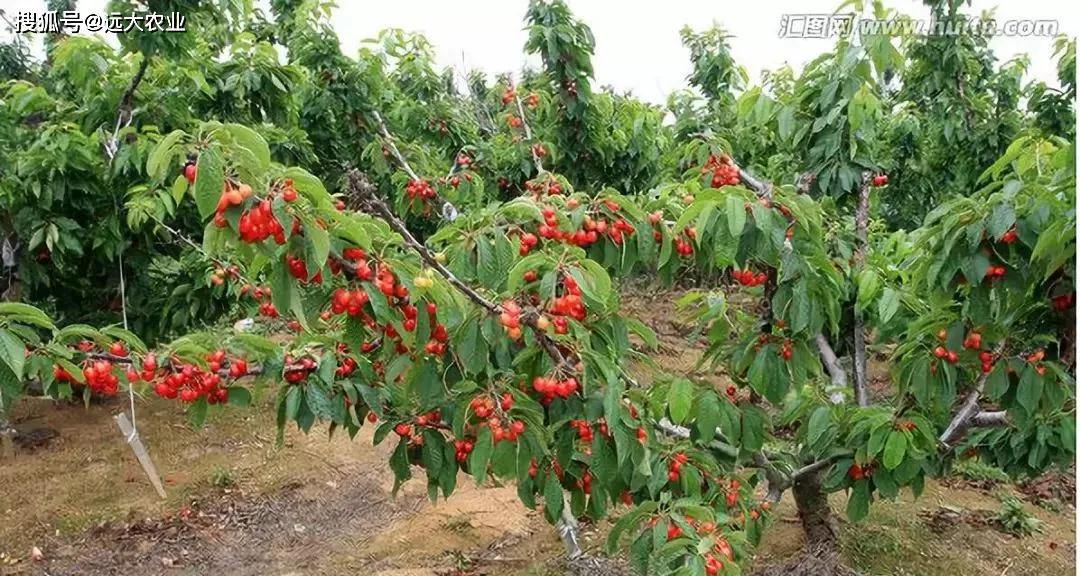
[{"left": 1, "top": 0, "right": 1077, "bottom": 104}]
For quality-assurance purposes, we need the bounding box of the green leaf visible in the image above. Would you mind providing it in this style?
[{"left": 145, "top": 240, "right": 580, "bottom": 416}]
[
  {"left": 626, "top": 318, "right": 658, "bottom": 351},
  {"left": 227, "top": 387, "right": 252, "bottom": 407},
  {"left": 543, "top": 470, "right": 564, "bottom": 524},
  {"left": 456, "top": 318, "right": 488, "bottom": 375},
  {"left": 741, "top": 406, "right": 766, "bottom": 452},
  {"left": 693, "top": 392, "right": 720, "bottom": 443},
  {"left": 882, "top": 431, "right": 907, "bottom": 470},
  {"left": 102, "top": 326, "right": 147, "bottom": 353},
  {"left": 225, "top": 123, "right": 271, "bottom": 171},
  {"left": 0, "top": 302, "right": 55, "bottom": 329},
  {"left": 284, "top": 385, "right": 302, "bottom": 422},
  {"left": 985, "top": 363, "right": 1009, "bottom": 399},
  {"left": 193, "top": 146, "right": 225, "bottom": 219},
  {"left": 0, "top": 362, "right": 23, "bottom": 413},
  {"left": 878, "top": 287, "right": 900, "bottom": 324},
  {"left": 667, "top": 378, "right": 693, "bottom": 424},
  {"left": 306, "top": 222, "right": 330, "bottom": 273},
  {"left": 1017, "top": 366, "right": 1044, "bottom": 412},
  {"left": 188, "top": 397, "right": 209, "bottom": 428},
  {"left": 805, "top": 406, "right": 831, "bottom": 447},
  {"left": 171, "top": 174, "right": 188, "bottom": 204},
  {"left": 0, "top": 329, "right": 26, "bottom": 380},
  {"left": 607, "top": 501, "right": 657, "bottom": 552},
  {"left": 469, "top": 426, "right": 494, "bottom": 485},
  {"left": 390, "top": 438, "right": 411, "bottom": 494},
  {"left": 726, "top": 195, "right": 746, "bottom": 236},
  {"left": 987, "top": 202, "right": 1015, "bottom": 240},
  {"left": 846, "top": 479, "right": 870, "bottom": 522},
  {"left": 146, "top": 129, "right": 185, "bottom": 182}
]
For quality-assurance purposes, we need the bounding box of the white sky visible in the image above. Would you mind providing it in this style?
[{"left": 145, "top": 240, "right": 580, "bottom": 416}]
[{"left": 1, "top": 1, "right": 1077, "bottom": 104}]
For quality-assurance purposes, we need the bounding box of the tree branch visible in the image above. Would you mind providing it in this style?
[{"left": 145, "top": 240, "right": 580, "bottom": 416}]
[
  {"left": 851, "top": 172, "right": 872, "bottom": 407},
  {"left": 938, "top": 340, "right": 1008, "bottom": 449},
  {"left": 118, "top": 56, "right": 150, "bottom": 121},
  {"left": 738, "top": 167, "right": 770, "bottom": 195},
  {"left": 511, "top": 82, "right": 545, "bottom": 173},
  {"left": 371, "top": 111, "right": 459, "bottom": 221},
  {"left": 103, "top": 55, "right": 149, "bottom": 162},
  {"left": 815, "top": 333, "right": 849, "bottom": 404},
  {"left": 754, "top": 452, "right": 788, "bottom": 502},
  {"left": 970, "top": 410, "right": 1008, "bottom": 428}
]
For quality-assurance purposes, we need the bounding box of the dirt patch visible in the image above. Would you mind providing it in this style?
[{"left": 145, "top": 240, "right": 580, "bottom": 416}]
[
  {"left": 752, "top": 480, "right": 1075, "bottom": 576},
  {"left": 40, "top": 476, "right": 407, "bottom": 576},
  {"left": 619, "top": 283, "right": 733, "bottom": 392},
  {"left": 920, "top": 505, "right": 995, "bottom": 534},
  {"left": 0, "top": 396, "right": 551, "bottom": 576}
]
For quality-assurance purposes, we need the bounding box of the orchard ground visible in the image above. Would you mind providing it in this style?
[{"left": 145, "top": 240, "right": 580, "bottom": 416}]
[{"left": 1, "top": 286, "right": 1073, "bottom": 576}]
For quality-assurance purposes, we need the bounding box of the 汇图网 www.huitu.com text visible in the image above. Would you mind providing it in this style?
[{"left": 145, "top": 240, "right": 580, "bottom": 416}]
[{"left": 779, "top": 14, "right": 1059, "bottom": 39}]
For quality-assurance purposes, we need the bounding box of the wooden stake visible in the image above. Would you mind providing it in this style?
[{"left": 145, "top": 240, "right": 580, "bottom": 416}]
[
  {"left": 0, "top": 428, "right": 13, "bottom": 459},
  {"left": 114, "top": 412, "right": 167, "bottom": 499}
]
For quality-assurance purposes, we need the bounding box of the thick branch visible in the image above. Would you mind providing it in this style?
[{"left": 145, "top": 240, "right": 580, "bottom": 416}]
[
  {"left": 118, "top": 56, "right": 150, "bottom": 120},
  {"left": 815, "top": 334, "right": 848, "bottom": 405},
  {"left": 791, "top": 455, "right": 844, "bottom": 482},
  {"left": 754, "top": 452, "right": 788, "bottom": 502},
  {"left": 939, "top": 341, "right": 1008, "bottom": 449},
  {"left": 851, "top": 172, "right": 872, "bottom": 407},
  {"left": 815, "top": 334, "right": 846, "bottom": 388},
  {"left": 738, "top": 167, "right": 769, "bottom": 195},
  {"left": 103, "top": 55, "right": 150, "bottom": 162},
  {"left": 655, "top": 417, "right": 738, "bottom": 458},
  {"left": 970, "top": 410, "right": 1008, "bottom": 428}
]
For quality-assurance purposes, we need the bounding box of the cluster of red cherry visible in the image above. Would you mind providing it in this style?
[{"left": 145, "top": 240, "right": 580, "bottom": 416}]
[
  {"left": 548, "top": 274, "right": 586, "bottom": 322},
  {"left": 569, "top": 418, "right": 596, "bottom": 443},
  {"left": 150, "top": 350, "right": 248, "bottom": 404},
  {"left": 1052, "top": 292, "right": 1075, "bottom": 311},
  {"left": 733, "top": 268, "right": 768, "bottom": 286},
  {"left": 525, "top": 178, "right": 563, "bottom": 197},
  {"left": 666, "top": 451, "right": 689, "bottom": 482},
  {"left": 453, "top": 439, "right": 475, "bottom": 463},
  {"left": 531, "top": 374, "right": 580, "bottom": 405},
  {"left": 672, "top": 228, "right": 696, "bottom": 257},
  {"left": 701, "top": 154, "right": 741, "bottom": 188},
  {"left": 405, "top": 179, "right": 437, "bottom": 201}
]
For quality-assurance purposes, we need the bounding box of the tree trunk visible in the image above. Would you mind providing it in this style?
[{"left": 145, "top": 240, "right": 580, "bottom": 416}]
[
  {"left": 752, "top": 469, "right": 854, "bottom": 576},
  {"left": 792, "top": 469, "right": 840, "bottom": 554},
  {"left": 851, "top": 173, "right": 871, "bottom": 407}
]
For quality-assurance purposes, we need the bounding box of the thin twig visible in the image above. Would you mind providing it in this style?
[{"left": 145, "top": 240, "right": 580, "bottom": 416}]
[
  {"left": 371, "top": 111, "right": 458, "bottom": 221},
  {"left": 511, "top": 81, "right": 545, "bottom": 173}
]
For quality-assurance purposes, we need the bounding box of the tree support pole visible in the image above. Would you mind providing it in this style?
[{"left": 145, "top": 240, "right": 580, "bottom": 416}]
[{"left": 115, "top": 412, "right": 167, "bottom": 499}]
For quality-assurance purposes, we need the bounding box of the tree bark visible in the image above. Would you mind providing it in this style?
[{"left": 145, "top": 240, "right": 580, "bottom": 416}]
[
  {"left": 851, "top": 174, "right": 871, "bottom": 407},
  {"left": 792, "top": 469, "right": 840, "bottom": 554}
]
